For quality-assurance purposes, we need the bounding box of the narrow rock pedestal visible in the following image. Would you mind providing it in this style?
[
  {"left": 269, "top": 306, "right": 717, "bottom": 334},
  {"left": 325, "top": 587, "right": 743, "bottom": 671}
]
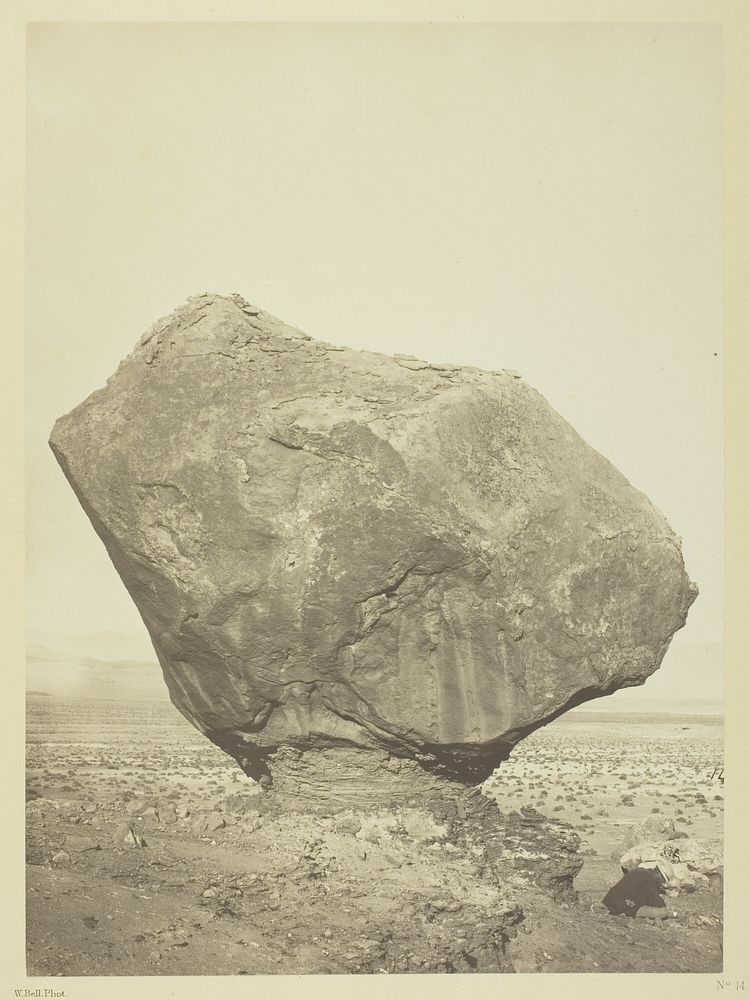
[{"left": 237, "top": 745, "right": 583, "bottom": 902}]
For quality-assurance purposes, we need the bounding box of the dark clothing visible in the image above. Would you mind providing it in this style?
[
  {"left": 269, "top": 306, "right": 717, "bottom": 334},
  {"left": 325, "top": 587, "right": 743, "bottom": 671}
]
[{"left": 602, "top": 867, "right": 666, "bottom": 917}]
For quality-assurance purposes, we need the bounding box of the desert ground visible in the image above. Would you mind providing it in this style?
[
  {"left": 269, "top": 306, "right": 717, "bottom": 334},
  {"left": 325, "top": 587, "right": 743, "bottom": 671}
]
[{"left": 26, "top": 692, "right": 723, "bottom": 975}]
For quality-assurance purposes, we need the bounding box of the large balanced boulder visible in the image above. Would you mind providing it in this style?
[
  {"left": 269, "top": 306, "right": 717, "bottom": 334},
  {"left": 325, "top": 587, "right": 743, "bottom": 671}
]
[{"left": 50, "top": 293, "right": 697, "bottom": 792}]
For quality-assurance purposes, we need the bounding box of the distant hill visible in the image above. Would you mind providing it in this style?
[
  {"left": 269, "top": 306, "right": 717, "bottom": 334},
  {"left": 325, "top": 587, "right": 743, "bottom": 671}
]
[
  {"left": 27, "top": 628, "right": 157, "bottom": 663},
  {"left": 568, "top": 695, "right": 724, "bottom": 717},
  {"left": 26, "top": 641, "right": 170, "bottom": 702},
  {"left": 560, "top": 711, "right": 723, "bottom": 726}
]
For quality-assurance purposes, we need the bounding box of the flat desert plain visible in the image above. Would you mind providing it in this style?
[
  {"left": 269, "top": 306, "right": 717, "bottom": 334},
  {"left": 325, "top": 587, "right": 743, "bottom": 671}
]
[{"left": 26, "top": 692, "right": 724, "bottom": 975}]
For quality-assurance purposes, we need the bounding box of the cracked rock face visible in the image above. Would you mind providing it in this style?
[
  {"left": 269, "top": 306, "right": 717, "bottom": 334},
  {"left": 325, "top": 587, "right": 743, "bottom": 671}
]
[{"left": 50, "top": 293, "right": 697, "bottom": 787}]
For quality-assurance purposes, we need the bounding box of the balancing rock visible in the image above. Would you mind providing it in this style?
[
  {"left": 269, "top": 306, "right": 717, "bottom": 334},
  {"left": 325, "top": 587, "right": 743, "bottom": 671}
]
[{"left": 50, "top": 293, "right": 697, "bottom": 790}]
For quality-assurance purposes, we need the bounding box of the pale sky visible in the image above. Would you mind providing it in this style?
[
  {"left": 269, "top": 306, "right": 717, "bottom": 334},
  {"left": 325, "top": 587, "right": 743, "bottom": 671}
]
[{"left": 25, "top": 23, "right": 723, "bottom": 699}]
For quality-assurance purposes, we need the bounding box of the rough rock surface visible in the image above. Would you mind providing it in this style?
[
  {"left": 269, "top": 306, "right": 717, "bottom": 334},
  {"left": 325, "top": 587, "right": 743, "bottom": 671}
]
[
  {"left": 50, "top": 293, "right": 697, "bottom": 789},
  {"left": 610, "top": 814, "right": 679, "bottom": 860},
  {"left": 620, "top": 839, "right": 723, "bottom": 883}
]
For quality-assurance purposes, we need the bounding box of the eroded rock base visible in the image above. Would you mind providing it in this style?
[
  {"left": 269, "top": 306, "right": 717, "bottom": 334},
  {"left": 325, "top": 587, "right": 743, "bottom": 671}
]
[
  {"left": 224, "top": 746, "right": 584, "bottom": 905},
  {"left": 251, "top": 746, "right": 489, "bottom": 810},
  {"left": 28, "top": 776, "right": 583, "bottom": 973},
  {"left": 26, "top": 698, "right": 723, "bottom": 976}
]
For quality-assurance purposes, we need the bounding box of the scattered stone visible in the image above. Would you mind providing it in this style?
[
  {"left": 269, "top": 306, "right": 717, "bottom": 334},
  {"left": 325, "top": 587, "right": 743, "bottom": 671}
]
[
  {"left": 620, "top": 838, "right": 722, "bottom": 892},
  {"left": 430, "top": 898, "right": 462, "bottom": 913},
  {"left": 356, "top": 813, "right": 400, "bottom": 844},
  {"left": 191, "top": 815, "right": 209, "bottom": 837},
  {"left": 611, "top": 814, "right": 678, "bottom": 859},
  {"left": 239, "top": 814, "right": 263, "bottom": 834},
  {"left": 113, "top": 823, "right": 147, "bottom": 848},
  {"left": 401, "top": 809, "right": 448, "bottom": 843},
  {"left": 64, "top": 835, "right": 100, "bottom": 853},
  {"left": 51, "top": 851, "right": 71, "bottom": 866},
  {"left": 333, "top": 815, "right": 362, "bottom": 836},
  {"left": 159, "top": 803, "right": 177, "bottom": 825},
  {"left": 205, "top": 812, "right": 226, "bottom": 833},
  {"left": 708, "top": 870, "right": 724, "bottom": 890},
  {"left": 26, "top": 798, "right": 59, "bottom": 820},
  {"left": 220, "top": 791, "right": 262, "bottom": 815}
]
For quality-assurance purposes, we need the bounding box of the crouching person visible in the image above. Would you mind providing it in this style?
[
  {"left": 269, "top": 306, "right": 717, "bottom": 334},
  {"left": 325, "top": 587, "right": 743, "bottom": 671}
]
[{"left": 602, "top": 865, "right": 670, "bottom": 920}]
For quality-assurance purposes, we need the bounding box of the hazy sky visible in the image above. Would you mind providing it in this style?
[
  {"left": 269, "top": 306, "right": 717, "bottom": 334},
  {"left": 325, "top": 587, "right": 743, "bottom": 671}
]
[{"left": 26, "top": 23, "right": 723, "bottom": 698}]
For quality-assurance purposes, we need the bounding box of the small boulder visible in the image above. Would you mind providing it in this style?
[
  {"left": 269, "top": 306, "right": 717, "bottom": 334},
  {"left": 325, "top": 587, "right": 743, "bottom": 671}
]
[
  {"left": 65, "top": 835, "right": 100, "bottom": 853},
  {"left": 159, "top": 803, "right": 177, "bottom": 825},
  {"left": 206, "top": 811, "right": 226, "bottom": 833},
  {"left": 401, "top": 809, "right": 448, "bottom": 844},
  {"left": 190, "top": 812, "right": 226, "bottom": 836},
  {"left": 620, "top": 838, "right": 721, "bottom": 892},
  {"left": 620, "top": 838, "right": 722, "bottom": 875},
  {"left": 190, "top": 815, "right": 208, "bottom": 837},
  {"left": 611, "top": 814, "right": 678, "bottom": 859},
  {"left": 333, "top": 815, "right": 362, "bottom": 836},
  {"left": 125, "top": 828, "right": 147, "bottom": 848},
  {"left": 26, "top": 798, "right": 59, "bottom": 821},
  {"left": 356, "top": 812, "right": 401, "bottom": 844},
  {"left": 113, "top": 823, "right": 147, "bottom": 848},
  {"left": 239, "top": 813, "right": 263, "bottom": 834}
]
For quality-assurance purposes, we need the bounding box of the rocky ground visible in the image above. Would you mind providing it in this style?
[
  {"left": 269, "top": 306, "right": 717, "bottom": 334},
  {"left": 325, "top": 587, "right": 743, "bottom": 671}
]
[{"left": 26, "top": 695, "right": 723, "bottom": 975}]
